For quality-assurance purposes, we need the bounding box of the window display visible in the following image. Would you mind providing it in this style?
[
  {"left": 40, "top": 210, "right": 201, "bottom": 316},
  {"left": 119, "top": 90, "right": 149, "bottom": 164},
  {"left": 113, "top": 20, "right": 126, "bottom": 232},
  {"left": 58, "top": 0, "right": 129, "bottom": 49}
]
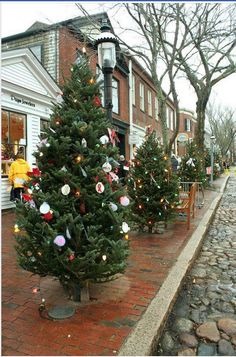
[{"left": 1, "top": 110, "right": 27, "bottom": 175}]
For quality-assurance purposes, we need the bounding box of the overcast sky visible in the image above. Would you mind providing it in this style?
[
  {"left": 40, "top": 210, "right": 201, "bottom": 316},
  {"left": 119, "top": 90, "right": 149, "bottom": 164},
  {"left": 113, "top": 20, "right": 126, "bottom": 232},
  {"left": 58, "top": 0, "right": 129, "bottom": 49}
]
[{"left": 1, "top": 1, "right": 236, "bottom": 113}]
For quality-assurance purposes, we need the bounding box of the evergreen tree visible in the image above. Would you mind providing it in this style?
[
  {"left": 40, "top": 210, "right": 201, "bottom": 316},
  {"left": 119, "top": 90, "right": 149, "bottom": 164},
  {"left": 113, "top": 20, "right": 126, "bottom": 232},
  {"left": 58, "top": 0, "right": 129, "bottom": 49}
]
[
  {"left": 178, "top": 141, "right": 207, "bottom": 186},
  {"left": 14, "top": 60, "right": 129, "bottom": 300},
  {"left": 204, "top": 148, "right": 223, "bottom": 180},
  {"left": 127, "top": 130, "right": 179, "bottom": 233}
]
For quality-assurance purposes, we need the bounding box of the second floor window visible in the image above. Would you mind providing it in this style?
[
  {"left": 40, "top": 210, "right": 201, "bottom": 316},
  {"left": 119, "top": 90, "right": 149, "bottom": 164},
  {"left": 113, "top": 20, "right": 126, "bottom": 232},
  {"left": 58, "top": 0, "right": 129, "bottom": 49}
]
[
  {"left": 132, "top": 74, "right": 136, "bottom": 106},
  {"left": 148, "top": 90, "right": 152, "bottom": 116},
  {"left": 139, "top": 83, "right": 144, "bottom": 111},
  {"left": 112, "top": 78, "right": 119, "bottom": 114},
  {"left": 185, "top": 118, "right": 191, "bottom": 132},
  {"left": 155, "top": 97, "right": 159, "bottom": 120}
]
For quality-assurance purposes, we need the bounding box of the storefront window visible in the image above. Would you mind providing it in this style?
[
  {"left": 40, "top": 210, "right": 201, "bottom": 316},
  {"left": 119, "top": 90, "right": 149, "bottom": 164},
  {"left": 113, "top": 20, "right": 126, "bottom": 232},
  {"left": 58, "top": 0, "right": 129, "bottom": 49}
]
[{"left": 1, "top": 110, "right": 27, "bottom": 175}]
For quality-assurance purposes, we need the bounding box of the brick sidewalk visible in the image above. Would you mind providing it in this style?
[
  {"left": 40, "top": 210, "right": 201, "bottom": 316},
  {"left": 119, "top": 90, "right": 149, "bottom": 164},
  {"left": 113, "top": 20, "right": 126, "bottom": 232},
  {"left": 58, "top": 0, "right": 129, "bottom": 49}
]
[{"left": 1, "top": 177, "right": 226, "bottom": 356}]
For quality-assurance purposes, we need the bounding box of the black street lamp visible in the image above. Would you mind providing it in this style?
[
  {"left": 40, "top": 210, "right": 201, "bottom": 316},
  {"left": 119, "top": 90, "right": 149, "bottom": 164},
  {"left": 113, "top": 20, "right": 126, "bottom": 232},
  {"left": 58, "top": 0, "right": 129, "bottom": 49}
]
[{"left": 96, "top": 20, "right": 118, "bottom": 123}]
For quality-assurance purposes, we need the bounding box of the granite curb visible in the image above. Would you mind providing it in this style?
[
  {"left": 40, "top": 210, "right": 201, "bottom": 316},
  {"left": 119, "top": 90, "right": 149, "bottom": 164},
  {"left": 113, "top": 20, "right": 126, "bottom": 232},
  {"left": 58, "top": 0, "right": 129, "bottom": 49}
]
[{"left": 118, "top": 175, "right": 230, "bottom": 356}]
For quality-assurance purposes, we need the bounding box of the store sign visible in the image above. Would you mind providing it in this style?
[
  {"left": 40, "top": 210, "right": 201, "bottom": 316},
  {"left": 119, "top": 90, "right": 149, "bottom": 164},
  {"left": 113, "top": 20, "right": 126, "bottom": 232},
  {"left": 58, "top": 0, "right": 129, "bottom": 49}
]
[
  {"left": 129, "top": 132, "right": 139, "bottom": 144},
  {"left": 11, "top": 95, "right": 35, "bottom": 108},
  {"left": 177, "top": 133, "right": 189, "bottom": 142}
]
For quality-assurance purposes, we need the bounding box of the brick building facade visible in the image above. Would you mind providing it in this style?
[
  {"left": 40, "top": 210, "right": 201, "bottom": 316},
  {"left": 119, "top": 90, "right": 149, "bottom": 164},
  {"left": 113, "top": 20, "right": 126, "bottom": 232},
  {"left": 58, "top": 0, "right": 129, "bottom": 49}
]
[{"left": 2, "top": 12, "right": 182, "bottom": 160}]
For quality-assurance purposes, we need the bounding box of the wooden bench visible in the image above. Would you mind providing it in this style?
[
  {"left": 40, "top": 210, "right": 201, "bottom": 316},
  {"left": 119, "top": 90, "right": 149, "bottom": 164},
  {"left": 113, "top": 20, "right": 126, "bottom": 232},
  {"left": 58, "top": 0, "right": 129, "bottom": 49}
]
[{"left": 174, "top": 182, "right": 197, "bottom": 230}]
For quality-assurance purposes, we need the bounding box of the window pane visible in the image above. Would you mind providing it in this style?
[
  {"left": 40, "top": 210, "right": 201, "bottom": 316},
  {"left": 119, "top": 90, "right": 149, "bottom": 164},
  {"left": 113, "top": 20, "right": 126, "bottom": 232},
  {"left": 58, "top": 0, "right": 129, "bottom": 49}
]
[
  {"left": 112, "top": 78, "right": 119, "bottom": 114},
  {"left": 1, "top": 110, "right": 9, "bottom": 143},
  {"left": 9, "top": 112, "right": 26, "bottom": 144},
  {"left": 40, "top": 119, "right": 50, "bottom": 133}
]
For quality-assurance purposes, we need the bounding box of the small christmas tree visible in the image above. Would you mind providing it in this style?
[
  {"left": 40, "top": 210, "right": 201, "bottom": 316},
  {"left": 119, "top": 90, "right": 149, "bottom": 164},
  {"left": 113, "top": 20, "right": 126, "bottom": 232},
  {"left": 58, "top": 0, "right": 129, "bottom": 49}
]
[
  {"left": 127, "top": 129, "right": 179, "bottom": 233},
  {"left": 14, "top": 59, "right": 129, "bottom": 301},
  {"left": 204, "top": 148, "right": 223, "bottom": 180},
  {"left": 178, "top": 141, "right": 207, "bottom": 186}
]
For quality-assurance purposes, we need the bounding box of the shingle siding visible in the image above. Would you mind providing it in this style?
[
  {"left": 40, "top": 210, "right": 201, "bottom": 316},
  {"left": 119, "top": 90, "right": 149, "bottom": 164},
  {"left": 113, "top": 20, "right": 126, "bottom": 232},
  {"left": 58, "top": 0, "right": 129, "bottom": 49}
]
[{"left": 2, "top": 30, "right": 59, "bottom": 81}]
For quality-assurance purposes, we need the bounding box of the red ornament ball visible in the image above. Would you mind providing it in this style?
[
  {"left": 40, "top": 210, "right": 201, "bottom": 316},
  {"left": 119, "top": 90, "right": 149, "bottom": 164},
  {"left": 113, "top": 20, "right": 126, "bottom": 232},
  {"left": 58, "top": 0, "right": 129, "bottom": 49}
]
[{"left": 93, "top": 96, "right": 101, "bottom": 107}]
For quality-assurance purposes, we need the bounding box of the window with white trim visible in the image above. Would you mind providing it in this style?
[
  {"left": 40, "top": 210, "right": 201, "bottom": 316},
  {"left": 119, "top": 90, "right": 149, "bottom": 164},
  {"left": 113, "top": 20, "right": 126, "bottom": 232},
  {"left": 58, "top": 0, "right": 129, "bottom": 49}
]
[
  {"left": 166, "top": 107, "right": 169, "bottom": 128},
  {"left": 1, "top": 110, "right": 27, "bottom": 175},
  {"left": 184, "top": 118, "right": 191, "bottom": 132},
  {"left": 147, "top": 90, "right": 152, "bottom": 116},
  {"left": 112, "top": 78, "right": 119, "bottom": 114},
  {"left": 155, "top": 96, "right": 159, "bottom": 120},
  {"left": 132, "top": 74, "right": 136, "bottom": 106},
  {"left": 139, "top": 82, "right": 145, "bottom": 111}
]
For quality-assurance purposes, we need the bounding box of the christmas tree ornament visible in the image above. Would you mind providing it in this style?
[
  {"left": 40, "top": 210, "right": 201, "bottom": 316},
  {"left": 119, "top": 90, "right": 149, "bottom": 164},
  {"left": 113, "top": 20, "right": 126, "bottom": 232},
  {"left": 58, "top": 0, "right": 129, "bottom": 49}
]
[
  {"left": 99, "top": 135, "right": 109, "bottom": 145},
  {"left": 81, "top": 138, "right": 87, "bottom": 148},
  {"left": 27, "top": 188, "right": 33, "bottom": 194},
  {"left": 80, "top": 166, "right": 87, "bottom": 177},
  {"left": 80, "top": 202, "right": 86, "bottom": 214},
  {"left": 102, "top": 162, "right": 112, "bottom": 173},
  {"left": 96, "top": 182, "right": 105, "bottom": 193},
  {"left": 109, "top": 202, "right": 118, "bottom": 212},
  {"left": 43, "top": 210, "right": 53, "bottom": 221},
  {"left": 107, "top": 128, "right": 119, "bottom": 147},
  {"left": 109, "top": 172, "right": 119, "bottom": 182},
  {"left": 102, "top": 255, "right": 107, "bottom": 261},
  {"left": 54, "top": 235, "right": 66, "bottom": 247},
  {"left": 120, "top": 222, "right": 130, "bottom": 234},
  {"left": 93, "top": 96, "right": 101, "bottom": 107},
  {"left": 55, "top": 119, "right": 60, "bottom": 125},
  {"left": 66, "top": 227, "right": 71, "bottom": 239},
  {"left": 49, "top": 127, "right": 56, "bottom": 134},
  {"left": 75, "top": 190, "right": 81, "bottom": 197},
  {"left": 29, "top": 200, "right": 36, "bottom": 209},
  {"left": 89, "top": 78, "right": 95, "bottom": 84},
  {"left": 124, "top": 234, "right": 129, "bottom": 240},
  {"left": 69, "top": 254, "right": 75, "bottom": 261},
  {"left": 76, "top": 155, "right": 83, "bottom": 163},
  {"left": 14, "top": 224, "right": 20, "bottom": 233},
  {"left": 39, "top": 202, "right": 50, "bottom": 215},
  {"left": 22, "top": 194, "right": 31, "bottom": 202},
  {"left": 60, "top": 166, "right": 68, "bottom": 172},
  {"left": 61, "top": 184, "right": 71, "bottom": 196},
  {"left": 56, "top": 93, "right": 63, "bottom": 104},
  {"left": 39, "top": 152, "right": 43, "bottom": 157},
  {"left": 119, "top": 196, "right": 130, "bottom": 206}
]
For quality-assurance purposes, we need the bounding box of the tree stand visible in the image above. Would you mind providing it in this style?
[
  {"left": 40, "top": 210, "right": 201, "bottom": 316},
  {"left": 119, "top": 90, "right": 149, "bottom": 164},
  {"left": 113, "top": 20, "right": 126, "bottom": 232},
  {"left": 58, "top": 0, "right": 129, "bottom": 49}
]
[{"left": 62, "top": 280, "right": 90, "bottom": 302}]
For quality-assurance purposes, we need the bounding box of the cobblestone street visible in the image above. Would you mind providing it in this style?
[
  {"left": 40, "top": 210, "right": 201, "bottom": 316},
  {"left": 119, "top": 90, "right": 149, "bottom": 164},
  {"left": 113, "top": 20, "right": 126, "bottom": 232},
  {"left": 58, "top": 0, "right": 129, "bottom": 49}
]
[{"left": 156, "top": 173, "right": 236, "bottom": 356}]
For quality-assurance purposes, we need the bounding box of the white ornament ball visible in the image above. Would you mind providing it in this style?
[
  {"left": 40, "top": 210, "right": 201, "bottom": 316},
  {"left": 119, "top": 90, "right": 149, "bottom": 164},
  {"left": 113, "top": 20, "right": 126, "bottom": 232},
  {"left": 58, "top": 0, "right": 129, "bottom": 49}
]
[
  {"left": 109, "top": 202, "right": 118, "bottom": 212},
  {"left": 61, "top": 184, "right": 71, "bottom": 196},
  {"left": 39, "top": 202, "right": 50, "bottom": 214},
  {"left": 96, "top": 182, "right": 105, "bottom": 194},
  {"left": 121, "top": 222, "right": 130, "bottom": 234},
  {"left": 99, "top": 135, "right": 109, "bottom": 145},
  {"left": 102, "top": 162, "right": 112, "bottom": 173},
  {"left": 120, "top": 196, "right": 130, "bottom": 206}
]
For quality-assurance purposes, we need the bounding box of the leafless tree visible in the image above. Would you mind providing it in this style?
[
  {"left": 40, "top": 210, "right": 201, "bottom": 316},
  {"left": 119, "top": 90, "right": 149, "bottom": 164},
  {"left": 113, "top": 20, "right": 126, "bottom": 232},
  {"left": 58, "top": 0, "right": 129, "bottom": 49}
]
[
  {"left": 170, "top": 3, "right": 236, "bottom": 151},
  {"left": 76, "top": 3, "right": 236, "bottom": 155},
  {"left": 206, "top": 102, "right": 236, "bottom": 159}
]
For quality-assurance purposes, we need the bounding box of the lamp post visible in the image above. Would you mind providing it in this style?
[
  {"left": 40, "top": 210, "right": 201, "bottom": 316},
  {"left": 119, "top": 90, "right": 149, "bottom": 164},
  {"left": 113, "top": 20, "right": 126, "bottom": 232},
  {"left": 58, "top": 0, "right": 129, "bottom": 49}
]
[
  {"left": 96, "top": 20, "right": 118, "bottom": 123},
  {"left": 210, "top": 135, "right": 215, "bottom": 185}
]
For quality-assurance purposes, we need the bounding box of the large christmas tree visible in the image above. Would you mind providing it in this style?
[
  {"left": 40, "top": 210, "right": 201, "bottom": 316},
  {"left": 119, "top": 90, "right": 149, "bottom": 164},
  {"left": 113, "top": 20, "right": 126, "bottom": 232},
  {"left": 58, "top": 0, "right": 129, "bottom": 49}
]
[
  {"left": 127, "top": 129, "right": 179, "bottom": 233},
  {"left": 14, "top": 60, "right": 129, "bottom": 300}
]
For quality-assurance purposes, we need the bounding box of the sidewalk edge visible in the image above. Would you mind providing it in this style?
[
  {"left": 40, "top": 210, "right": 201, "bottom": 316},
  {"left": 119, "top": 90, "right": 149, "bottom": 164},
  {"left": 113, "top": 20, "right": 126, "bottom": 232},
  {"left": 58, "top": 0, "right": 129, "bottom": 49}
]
[{"left": 118, "top": 175, "right": 229, "bottom": 356}]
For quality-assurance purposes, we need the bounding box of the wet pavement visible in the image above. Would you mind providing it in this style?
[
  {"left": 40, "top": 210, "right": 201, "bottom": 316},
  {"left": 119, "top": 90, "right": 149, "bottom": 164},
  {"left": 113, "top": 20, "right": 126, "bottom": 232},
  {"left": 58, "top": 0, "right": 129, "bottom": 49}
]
[{"left": 155, "top": 174, "right": 236, "bottom": 356}]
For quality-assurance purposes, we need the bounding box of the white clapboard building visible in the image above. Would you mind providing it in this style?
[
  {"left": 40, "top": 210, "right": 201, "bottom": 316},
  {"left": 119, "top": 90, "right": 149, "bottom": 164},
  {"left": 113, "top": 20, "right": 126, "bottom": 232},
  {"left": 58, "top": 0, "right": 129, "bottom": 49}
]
[{"left": 1, "top": 48, "right": 61, "bottom": 209}]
